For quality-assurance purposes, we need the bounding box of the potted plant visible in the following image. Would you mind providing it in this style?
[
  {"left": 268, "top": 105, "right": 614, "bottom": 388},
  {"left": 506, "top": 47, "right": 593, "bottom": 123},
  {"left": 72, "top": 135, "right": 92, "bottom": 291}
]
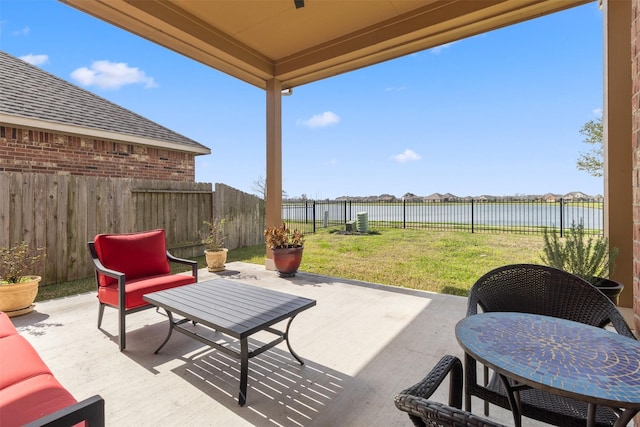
[
  {"left": 0, "top": 241, "right": 46, "bottom": 317},
  {"left": 540, "top": 220, "right": 622, "bottom": 304},
  {"left": 202, "top": 218, "right": 228, "bottom": 272},
  {"left": 264, "top": 222, "right": 304, "bottom": 277}
]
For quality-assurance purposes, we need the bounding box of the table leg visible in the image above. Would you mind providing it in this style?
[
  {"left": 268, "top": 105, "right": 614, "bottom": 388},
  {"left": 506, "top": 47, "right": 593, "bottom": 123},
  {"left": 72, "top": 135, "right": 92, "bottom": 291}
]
[
  {"left": 587, "top": 403, "right": 595, "bottom": 427},
  {"left": 238, "top": 338, "right": 249, "bottom": 406},
  {"left": 154, "top": 310, "right": 175, "bottom": 354},
  {"left": 499, "top": 373, "right": 522, "bottom": 427},
  {"left": 284, "top": 315, "right": 304, "bottom": 365}
]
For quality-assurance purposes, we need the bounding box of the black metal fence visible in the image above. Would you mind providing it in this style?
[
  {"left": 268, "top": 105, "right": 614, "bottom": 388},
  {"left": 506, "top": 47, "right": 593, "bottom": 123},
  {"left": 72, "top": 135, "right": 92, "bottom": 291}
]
[{"left": 282, "top": 199, "right": 603, "bottom": 237}]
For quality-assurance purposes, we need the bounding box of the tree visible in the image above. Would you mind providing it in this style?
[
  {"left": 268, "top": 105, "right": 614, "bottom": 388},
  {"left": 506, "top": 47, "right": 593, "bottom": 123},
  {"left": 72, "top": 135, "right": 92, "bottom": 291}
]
[
  {"left": 252, "top": 174, "right": 288, "bottom": 200},
  {"left": 252, "top": 174, "right": 266, "bottom": 200},
  {"left": 576, "top": 117, "right": 603, "bottom": 178}
]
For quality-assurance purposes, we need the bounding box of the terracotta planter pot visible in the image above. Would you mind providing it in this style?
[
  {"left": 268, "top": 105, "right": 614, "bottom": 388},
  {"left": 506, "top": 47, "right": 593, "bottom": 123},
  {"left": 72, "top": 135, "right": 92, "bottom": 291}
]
[
  {"left": 0, "top": 276, "right": 41, "bottom": 317},
  {"left": 593, "top": 277, "right": 624, "bottom": 305},
  {"left": 272, "top": 246, "right": 304, "bottom": 278},
  {"left": 205, "top": 248, "right": 228, "bottom": 272}
]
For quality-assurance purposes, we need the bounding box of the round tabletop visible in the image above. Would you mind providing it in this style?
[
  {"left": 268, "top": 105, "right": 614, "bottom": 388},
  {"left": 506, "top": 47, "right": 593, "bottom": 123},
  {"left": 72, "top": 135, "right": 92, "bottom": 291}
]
[{"left": 456, "top": 312, "right": 640, "bottom": 408}]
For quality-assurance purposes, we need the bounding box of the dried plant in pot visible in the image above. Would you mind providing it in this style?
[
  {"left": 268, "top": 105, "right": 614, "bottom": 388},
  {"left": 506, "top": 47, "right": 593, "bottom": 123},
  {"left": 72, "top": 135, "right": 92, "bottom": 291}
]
[
  {"left": 540, "top": 220, "right": 622, "bottom": 304},
  {"left": 264, "top": 223, "right": 304, "bottom": 278},
  {"left": 0, "top": 241, "right": 46, "bottom": 317},
  {"left": 201, "top": 218, "right": 228, "bottom": 272}
]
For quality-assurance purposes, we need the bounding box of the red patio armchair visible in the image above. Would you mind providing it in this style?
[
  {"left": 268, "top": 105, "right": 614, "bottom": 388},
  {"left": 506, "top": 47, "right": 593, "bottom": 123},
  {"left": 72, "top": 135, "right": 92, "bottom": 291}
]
[{"left": 87, "top": 229, "right": 198, "bottom": 350}]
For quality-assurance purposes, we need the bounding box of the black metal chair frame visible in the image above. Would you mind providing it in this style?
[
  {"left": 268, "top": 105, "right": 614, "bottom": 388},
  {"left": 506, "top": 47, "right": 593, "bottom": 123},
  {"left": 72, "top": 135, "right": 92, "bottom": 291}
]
[
  {"left": 465, "top": 263, "right": 635, "bottom": 427},
  {"left": 24, "top": 395, "right": 105, "bottom": 427},
  {"left": 87, "top": 241, "right": 198, "bottom": 351},
  {"left": 395, "top": 355, "right": 506, "bottom": 427}
]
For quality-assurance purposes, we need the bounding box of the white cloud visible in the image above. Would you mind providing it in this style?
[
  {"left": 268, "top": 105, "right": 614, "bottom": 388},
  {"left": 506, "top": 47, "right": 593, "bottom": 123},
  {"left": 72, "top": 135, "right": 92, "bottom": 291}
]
[
  {"left": 592, "top": 108, "right": 603, "bottom": 117},
  {"left": 392, "top": 149, "right": 421, "bottom": 163},
  {"left": 430, "top": 42, "right": 454, "bottom": 54},
  {"left": 385, "top": 86, "right": 407, "bottom": 92},
  {"left": 12, "top": 26, "right": 30, "bottom": 36},
  {"left": 70, "top": 60, "right": 158, "bottom": 90},
  {"left": 327, "top": 159, "right": 337, "bottom": 166},
  {"left": 19, "top": 54, "right": 48, "bottom": 66},
  {"left": 298, "top": 111, "right": 340, "bottom": 128}
]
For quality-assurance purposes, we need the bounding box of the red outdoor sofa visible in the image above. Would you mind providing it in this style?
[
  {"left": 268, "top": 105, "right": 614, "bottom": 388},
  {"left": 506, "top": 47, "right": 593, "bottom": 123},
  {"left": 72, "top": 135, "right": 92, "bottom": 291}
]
[{"left": 0, "top": 311, "right": 105, "bottom": 426}]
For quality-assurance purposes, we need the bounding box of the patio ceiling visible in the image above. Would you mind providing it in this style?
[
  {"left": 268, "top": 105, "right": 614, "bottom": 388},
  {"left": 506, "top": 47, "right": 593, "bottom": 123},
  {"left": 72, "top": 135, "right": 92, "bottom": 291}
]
[{"left": 60, "top": 0, "right": 592, "bottom": 90}]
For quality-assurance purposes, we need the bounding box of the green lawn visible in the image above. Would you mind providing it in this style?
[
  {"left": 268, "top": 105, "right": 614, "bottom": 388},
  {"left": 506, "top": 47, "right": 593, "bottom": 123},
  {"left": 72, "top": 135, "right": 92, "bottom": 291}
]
[{"left": 36, "top": 227, "right": 545, "bottom": 301}]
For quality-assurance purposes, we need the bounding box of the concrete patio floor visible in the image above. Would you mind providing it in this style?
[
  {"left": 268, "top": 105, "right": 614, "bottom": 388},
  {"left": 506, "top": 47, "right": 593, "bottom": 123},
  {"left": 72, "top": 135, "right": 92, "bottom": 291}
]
[{"left": 11, "top": 262, "right": 605, "bottom": 426}]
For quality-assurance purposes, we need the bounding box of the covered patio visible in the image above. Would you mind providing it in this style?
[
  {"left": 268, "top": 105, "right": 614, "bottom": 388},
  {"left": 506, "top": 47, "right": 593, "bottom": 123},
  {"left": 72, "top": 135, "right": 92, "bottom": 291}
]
[
  {"left": 13, "top": 262, "right": 553, "bottom": 426},
  {"left": 59, "top": 0, "right": 635, "bottom": 316}
]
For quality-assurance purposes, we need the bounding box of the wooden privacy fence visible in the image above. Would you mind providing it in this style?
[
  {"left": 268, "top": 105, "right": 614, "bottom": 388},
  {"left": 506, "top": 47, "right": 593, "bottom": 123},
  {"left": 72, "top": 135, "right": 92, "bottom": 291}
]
[{"left": 0, "top": 172, "right": 265, "bottom": 284}]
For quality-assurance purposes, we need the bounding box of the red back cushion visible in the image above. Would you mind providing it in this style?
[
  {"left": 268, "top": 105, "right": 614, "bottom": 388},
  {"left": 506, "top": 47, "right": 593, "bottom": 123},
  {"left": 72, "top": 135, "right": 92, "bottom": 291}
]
[{"left": 94, "top": 229, "right": 170, "bottom": 287}]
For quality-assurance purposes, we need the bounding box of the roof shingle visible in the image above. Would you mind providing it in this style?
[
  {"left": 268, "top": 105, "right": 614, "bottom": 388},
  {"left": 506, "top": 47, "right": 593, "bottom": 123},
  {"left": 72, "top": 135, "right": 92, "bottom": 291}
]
[{"left": 0, "top": 50, "right": 210, "bottom": 154}]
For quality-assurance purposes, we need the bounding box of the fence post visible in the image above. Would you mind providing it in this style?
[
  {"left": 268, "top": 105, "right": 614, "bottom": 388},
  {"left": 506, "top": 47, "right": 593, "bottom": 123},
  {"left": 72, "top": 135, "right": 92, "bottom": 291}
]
[
  {"left": 471, "top": 199, "right": 475, "bottom": 234},
  {"left": 403, "top": 199, "right": 406, "bottom": 229},
  {"left": 560, "top": 198, "right": 564, "bottom": 238},
  {"left": 313, "top": 201, "right": 317, "bottom": 233},
  {"left": 344, "top": 200, "right": 348, "bottom": 224}
]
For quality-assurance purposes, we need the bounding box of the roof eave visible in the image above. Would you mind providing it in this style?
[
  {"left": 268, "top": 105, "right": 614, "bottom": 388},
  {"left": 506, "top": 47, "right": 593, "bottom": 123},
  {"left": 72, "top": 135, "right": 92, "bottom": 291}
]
[
  {"left": 60, "top": 0, "right": 593, "bottom": 90},
  {"left": 0, "top": 113, "right": 211, "bottom": 156}
]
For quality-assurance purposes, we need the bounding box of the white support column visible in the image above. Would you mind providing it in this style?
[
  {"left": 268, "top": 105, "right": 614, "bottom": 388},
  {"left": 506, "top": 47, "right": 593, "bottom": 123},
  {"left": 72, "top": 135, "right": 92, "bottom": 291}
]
[{"left": 265, "top": 79, "right": 283, "bottom": 270}]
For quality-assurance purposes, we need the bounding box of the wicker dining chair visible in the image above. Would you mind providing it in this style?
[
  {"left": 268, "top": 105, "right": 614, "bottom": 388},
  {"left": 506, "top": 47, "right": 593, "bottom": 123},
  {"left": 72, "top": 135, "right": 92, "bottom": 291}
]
[
  {"left": 395, "top": 355, "right": 506, "bottom": 427},
  {"left": 465, "top": 263, "right": 635, "bottom": 427}
]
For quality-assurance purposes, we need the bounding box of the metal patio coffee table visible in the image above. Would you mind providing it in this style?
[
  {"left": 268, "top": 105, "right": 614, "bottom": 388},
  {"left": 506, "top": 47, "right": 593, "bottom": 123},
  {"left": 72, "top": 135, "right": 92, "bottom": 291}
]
[{"left": 143, "top": 278, "right": 316, "bottom": 406}]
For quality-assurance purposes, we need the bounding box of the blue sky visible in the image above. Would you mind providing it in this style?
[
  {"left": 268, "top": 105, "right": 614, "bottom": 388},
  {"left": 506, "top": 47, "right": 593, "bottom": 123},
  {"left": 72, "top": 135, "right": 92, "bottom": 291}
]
[{"left": 1, "top": 0, "right": 604, "bottom": 199}]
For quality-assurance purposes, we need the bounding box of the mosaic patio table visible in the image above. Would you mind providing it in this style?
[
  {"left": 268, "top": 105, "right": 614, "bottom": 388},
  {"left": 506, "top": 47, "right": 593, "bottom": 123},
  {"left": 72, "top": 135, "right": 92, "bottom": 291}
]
[
  {"left": 456, "top": 312, "right": 640, "bottom": 427},
  {"left": 143, "top": 278, "right": 316, "bottom": 406}
]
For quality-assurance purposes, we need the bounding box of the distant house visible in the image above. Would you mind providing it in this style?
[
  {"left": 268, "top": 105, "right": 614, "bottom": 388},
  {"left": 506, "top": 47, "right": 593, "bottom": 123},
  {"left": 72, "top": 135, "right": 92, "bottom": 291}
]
[
  {"left": 564, "top": 191, "right": 591, "bottom": 201},
  {"left": 424, "top": 193, "right": 444, "bottom": 202},
  {"left": 0, "top": 50, "right": 210, "bottom": 181},
  {"left": 402, "top": 192, "right": 420, "bottom": 201},
  {"left": 377, "top": 194, "right": 396, "bottom": 202}
]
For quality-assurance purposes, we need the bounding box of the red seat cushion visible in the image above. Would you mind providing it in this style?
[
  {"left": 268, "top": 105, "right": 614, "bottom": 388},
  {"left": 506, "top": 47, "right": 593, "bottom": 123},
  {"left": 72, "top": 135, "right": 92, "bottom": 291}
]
[
  {"left": 94, "top": 229, "right": 170, "bottom": 287},
  {"left": 0, "top": 335, "right": 52, "bottom": 391},
  {"left": 0, "top": 374, "right": 78, "bottom": 427},
  {"left": 0, "top": 312, "right": 18, "bottom": 338},
  {"left": 98, "top": 274, "right": 196, "bottom": 309}
]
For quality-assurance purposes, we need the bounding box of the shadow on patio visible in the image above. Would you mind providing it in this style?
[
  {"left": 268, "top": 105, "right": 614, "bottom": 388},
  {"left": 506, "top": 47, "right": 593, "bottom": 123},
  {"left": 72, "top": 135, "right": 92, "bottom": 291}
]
[{"left": 12, "top": 262, "right": 541, "bottom": 426}]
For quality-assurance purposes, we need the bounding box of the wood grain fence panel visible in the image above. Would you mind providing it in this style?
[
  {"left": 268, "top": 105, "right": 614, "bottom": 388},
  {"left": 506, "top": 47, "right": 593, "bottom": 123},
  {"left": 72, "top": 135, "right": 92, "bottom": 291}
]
[
  {"left": 164, "top": 191, "right": 174, "bottom": 239},
  {"left": 0, "top": 173, "right": 10, "bottom": 248},
  {"left": 72, "top": 176, "right": 89, "bottom": 279},
  {"left": 147, "top": 191, "right": 156, "bottom": 231},
  {"left": 85, "top": 176, "right": 98, "bottom": 245},
  {"left": 1, "top": 173, "right": 259, "bottom": 283},
  {"left": 111, "top": 178, "right": 122, "bottom": 232},
  {"left": 213, "top": 183, "right": 265, "bottom": 249},
  {"left": 44, "top": 174, "right": 60, "bottom": 283},
  {"left": 94, "top": 176, "right": 110, "bottom": 234},
  {"left": 21, "top": 173, "right": 36, "bottom": 248},
  {"left": 57, "top": 175, "right": 69, "bottom": 282},
  {"left": 114, "top": 178, "right": 124, "bottom": 229},
  {"left": 8, "top": 173, "right": 23, "bottom": 245},
  {"left": 33, "top": 174, "right": 47, "bottom": 267},
  {"left": 65, "top": 176, "right": 78, "bottom": 280}
]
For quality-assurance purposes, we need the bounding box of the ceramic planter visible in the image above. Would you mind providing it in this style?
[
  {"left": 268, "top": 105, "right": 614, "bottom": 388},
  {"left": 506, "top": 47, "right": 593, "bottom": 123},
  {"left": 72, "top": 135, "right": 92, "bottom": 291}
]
[
  {"left": 272, "top": 246, "right": 304, "bottom": 278},
  {"left": 593, "top": 277, "right": 624, "bottom": 305},
  {"left": 0, "top": 276, "right": 41, "bottom": 317},
  {"left": 205, "top": 248, "right": 228, "bottom": 272}
]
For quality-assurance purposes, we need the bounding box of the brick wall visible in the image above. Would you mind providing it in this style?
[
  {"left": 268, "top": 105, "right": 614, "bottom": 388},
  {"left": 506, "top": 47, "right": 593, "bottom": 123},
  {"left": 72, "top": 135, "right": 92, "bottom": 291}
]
[
  {"left": 0, "top": 125, "right": 196, "bottom": 181},
  {"left": 634, "top": 0, "right": 640, "bottom": 332}
]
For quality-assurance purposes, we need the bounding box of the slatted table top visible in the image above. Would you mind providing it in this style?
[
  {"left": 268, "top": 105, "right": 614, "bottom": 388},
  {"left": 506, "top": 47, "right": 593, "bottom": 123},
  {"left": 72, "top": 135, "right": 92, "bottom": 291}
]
[
  {"left": 456, "top": 312, "right": 640, "bottom": 408},
  {"left": 143, "top": 278, "right": 316, "bottom": 339}
]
